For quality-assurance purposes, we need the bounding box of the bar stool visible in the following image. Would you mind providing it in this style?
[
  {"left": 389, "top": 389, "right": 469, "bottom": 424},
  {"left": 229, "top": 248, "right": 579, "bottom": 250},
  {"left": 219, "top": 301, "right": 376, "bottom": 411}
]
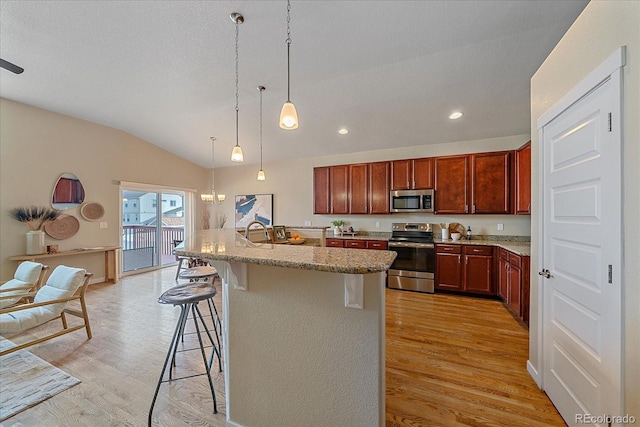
[
  {"left": 178, "top": 266, "right": 222, "bottom": 358},
  {"left": 148, "top": 282, "right": 221, "bottom": 426}
]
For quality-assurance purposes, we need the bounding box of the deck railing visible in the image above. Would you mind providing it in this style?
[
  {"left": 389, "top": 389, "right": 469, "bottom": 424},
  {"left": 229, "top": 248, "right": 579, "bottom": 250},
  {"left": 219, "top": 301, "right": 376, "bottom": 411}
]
[{"left": 122, "top": 225, "right": 185, "bottom": 256}]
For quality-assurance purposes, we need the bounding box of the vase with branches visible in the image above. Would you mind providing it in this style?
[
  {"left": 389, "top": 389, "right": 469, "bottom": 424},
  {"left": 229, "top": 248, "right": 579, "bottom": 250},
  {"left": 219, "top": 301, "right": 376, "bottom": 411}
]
[{"left": 8, "top": 206, "right": 61, "bottom": 231}]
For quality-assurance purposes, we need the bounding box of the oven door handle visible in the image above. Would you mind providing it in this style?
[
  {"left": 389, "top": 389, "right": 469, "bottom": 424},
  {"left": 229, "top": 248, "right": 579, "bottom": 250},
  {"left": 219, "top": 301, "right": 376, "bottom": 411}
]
[{"left": 388, "top": 242, "right": 435, "bottom": 249}]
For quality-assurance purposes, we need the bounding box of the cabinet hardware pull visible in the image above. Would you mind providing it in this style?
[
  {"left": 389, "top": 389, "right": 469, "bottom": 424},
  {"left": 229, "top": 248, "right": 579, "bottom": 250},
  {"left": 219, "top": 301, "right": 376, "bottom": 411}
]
[{"left": 465, "top": 205, "right": 468, "bottom": 213}]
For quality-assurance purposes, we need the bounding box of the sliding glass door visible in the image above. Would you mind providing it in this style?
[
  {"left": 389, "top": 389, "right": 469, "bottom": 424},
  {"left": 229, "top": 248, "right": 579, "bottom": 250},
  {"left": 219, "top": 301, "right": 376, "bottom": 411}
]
[{"left": 121, "top": 186, "right": 190, "bottom": 275}]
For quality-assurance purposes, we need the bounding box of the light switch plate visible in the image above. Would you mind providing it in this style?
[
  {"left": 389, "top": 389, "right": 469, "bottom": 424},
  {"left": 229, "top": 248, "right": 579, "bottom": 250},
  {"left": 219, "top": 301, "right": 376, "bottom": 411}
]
[
  {"left": 497, "top": 223, "right": 504, "bottom": 231},
  {"left": 304, "top": 220, "right": 311, "bottom": 226},
  {"left": 100, "top": 222, "right": 108, "bottom": 229}
]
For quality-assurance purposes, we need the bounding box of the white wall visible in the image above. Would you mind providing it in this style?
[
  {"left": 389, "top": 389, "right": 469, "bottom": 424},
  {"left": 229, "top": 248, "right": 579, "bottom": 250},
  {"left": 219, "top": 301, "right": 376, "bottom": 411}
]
[
  {"left": 530, "top": 0, "right": 639, "bottom": 417},
  {"left": 212, "top": 134, "right": 532, "bottom": 237},
  {"left": 0, "top": 98, "right": 209, "bottom": 281}
]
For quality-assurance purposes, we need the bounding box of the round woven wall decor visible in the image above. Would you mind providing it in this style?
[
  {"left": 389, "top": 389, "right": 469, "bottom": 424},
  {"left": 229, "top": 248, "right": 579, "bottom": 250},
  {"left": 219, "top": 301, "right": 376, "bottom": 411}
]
[
  {"left": 80, "top": 202, "right": 104, "bottom": 221},
  {"left": 44, "top": 215, "right": 80, "bottom": 240}
]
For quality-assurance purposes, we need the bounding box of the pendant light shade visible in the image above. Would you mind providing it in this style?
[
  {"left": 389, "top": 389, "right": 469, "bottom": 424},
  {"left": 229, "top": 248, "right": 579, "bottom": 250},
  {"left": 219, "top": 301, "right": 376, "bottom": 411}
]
[
  {"left": 257, "top": 170, "right": 266, "bottom": 181},
  {"left": 231, "top": 12, "right": 245, "bottom": 162},
  {"left": 279, "top": 0, "right": 299, "bottom": 130}
]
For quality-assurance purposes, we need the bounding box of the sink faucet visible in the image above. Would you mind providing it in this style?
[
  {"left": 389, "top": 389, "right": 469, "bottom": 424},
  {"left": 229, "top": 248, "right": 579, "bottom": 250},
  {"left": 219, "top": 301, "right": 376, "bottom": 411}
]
[{"left": 244, "top": 220, "right": 270, "bottom": 241}]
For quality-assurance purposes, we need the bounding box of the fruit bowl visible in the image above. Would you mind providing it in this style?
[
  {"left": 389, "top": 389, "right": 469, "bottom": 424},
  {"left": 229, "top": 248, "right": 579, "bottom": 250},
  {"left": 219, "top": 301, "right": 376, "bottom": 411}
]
[{"left": 289, "top": 238, "right": 306, "bottom": 245}]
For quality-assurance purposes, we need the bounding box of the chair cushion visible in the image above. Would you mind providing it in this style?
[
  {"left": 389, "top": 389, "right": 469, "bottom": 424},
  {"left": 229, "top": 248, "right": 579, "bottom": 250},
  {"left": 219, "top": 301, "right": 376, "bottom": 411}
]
[
  {"left": 0, "top": 279, "right": 31, "bottom": 309},
  {"left": 0, "top": 307, "right": 58, "bottom": 334},
  {"left": 14, "top": 261, "right": 43, "bottom": 283},
  {"left": 34, "top": 266, "right": 87, "bottom": 316}
]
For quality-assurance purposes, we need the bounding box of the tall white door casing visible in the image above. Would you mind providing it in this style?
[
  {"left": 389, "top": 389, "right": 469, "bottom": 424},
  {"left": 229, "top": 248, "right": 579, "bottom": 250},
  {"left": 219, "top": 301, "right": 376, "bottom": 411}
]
[{"left": 539, "top": 51, "right": 623, "bottom": 426}]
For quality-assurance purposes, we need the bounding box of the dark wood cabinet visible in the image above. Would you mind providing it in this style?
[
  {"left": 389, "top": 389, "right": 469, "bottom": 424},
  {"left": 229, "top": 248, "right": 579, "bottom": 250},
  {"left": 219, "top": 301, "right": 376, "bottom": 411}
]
[
  {"left": 471, "top": 151, "right": 511, "bottom": 214},
  {"left": 313, "top": 167, "right": 330, "bottom": 214},
  {"left": 436, "top": 244, "right": 493, "bottom": 294},
  {"left": 330, "top": 165, "right": 349, "bottom": 214},
  {"left": 435, "top": 152, "right": 511, "bottom": 215},
  {"left": 434, "top": 155, "right": 470, "bottom": 214},
  {"left": 326, "top": 238, "right": 388, "bottom": 250},
  {"left": 326, "top": 238, "right": 345, "bottom": 248},
  {"left": 366, "top": 240, "right": 388, "bottom": 250},
  {"left": 391, "top": 158, "right": 434, "bottom": 190},
  {"left": 349, "top": 163, "right": 369, "bottom": 214},
  {"left": 497, "top": 248, "right": 530, "bottom": 326},
  {"left": 515, "top": 141, "right": 531, "bottom": 214},
  {"left": 344, "top": 239, "right": 366, "bottom": 249},
  {"left": 368, "top": 161, "right": 390, "bottom": 214}
]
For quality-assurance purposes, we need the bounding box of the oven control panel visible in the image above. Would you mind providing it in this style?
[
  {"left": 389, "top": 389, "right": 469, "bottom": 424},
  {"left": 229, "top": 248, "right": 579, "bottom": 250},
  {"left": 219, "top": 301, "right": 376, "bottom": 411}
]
[{"left": 392, "top": 223, "right": 432, "bottom": 232}]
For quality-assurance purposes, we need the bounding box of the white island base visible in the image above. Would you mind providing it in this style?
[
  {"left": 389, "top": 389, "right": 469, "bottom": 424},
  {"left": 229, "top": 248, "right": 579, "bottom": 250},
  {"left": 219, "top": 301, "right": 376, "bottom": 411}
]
[{"left": 212, "top": 261, "right": 386, "bottom": 427}]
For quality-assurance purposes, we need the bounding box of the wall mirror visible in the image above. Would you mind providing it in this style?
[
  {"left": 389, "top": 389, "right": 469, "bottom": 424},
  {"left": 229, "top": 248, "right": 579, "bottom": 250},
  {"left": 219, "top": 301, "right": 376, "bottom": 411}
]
[{"left": 52, "top": 172, "right": 85, "bottom": 210}]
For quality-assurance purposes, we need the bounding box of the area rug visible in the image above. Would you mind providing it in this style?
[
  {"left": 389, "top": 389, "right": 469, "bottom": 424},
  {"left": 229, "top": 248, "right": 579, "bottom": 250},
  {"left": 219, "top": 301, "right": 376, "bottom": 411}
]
[{"left": 0, "top": 336, "right": 81, "bottom": 421}]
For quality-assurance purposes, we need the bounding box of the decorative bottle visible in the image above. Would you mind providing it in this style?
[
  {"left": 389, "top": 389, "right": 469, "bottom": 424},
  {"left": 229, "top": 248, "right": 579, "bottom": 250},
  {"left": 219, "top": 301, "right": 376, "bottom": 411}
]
[{"left": 466, "top": 226, "right": 472, "bottom": 240}]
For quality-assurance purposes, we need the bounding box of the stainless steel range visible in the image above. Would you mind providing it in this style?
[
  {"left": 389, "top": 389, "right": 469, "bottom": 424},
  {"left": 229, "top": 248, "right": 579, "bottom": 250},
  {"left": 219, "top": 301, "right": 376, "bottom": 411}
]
[{"left": 387, "top": 223, "right": 435, "bottom": 293}]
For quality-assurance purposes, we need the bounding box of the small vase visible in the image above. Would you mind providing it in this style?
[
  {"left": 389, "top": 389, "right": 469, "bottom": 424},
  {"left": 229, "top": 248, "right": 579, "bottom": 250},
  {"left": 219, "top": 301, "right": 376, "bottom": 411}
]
[
  {"left": 26, "top": 230, "right": 46, "bottom": 255},
  {"left": 334, "top": 226, "right": 342, "bottom": 236}
]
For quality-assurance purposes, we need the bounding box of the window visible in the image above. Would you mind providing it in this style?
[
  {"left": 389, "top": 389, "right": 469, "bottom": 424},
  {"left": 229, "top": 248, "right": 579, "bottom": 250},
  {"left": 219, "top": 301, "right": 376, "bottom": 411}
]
[
  {"left": 170, "top": 200, "right": 176, "bottom": 207},
  {"left": 152, "top": 200, "right": 157, "bottom": 207}
]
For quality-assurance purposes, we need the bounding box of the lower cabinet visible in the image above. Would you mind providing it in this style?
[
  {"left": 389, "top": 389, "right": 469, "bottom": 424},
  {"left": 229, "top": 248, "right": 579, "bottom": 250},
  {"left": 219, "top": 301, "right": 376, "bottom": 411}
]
[
  {"left": 497, "top": 248, "right": 530, "bottom": 326},
  {"left": 436, "top": 244, "right": 493, "bottom": 295},
  {"left": 326, "top": 238, "right": 388, "bottom": 250}
]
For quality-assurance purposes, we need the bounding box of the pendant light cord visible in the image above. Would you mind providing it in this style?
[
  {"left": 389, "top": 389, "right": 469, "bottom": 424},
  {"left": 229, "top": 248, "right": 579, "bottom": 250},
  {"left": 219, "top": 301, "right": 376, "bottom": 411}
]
[
  {"left": 286, "top": 0, "right": 292, "bottom": 102},
  {"left": 235, "top": 19, "right": 240, "bottom": 148},
  {"left": 260, "top": 89, "right": 263, "bottom": 169},
  {"left": 210, "top": 137, "right": 216, "bottom": 191}
]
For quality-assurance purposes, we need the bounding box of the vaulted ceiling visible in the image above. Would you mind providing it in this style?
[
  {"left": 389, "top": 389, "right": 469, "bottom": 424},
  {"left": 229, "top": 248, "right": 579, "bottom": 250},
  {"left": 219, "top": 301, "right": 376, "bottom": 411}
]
[{"left": 0, "top": 1, "right": 588, "bottom": 168}]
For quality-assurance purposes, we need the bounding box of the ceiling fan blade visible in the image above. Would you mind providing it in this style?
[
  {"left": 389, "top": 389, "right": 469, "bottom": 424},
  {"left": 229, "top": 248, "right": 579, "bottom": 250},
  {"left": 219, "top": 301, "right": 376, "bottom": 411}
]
[{"left": 0, "top": 58, "right": 24, "bottom": 74}]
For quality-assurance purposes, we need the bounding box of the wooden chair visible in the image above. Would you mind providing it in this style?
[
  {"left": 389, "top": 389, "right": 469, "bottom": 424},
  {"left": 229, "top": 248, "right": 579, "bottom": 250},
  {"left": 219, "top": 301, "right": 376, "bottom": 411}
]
[
  {"left": 0, "top": 265, "right": 93, "bottom": 357},
  {"left": 0, "top": 261, "right": 50, "bottom": 309}
]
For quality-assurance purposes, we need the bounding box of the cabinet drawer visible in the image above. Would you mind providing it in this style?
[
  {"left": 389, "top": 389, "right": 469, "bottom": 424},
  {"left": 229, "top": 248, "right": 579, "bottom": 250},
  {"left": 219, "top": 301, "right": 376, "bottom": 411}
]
[
  {"left": 345, "top": 240, "right": 366, "bottom": 249},
  {"left": 499, "top": 248, "right": 509, "bottom": 261},
  {"left": 366, "top": 240, "right": 388, "bottom": 250},
  {"left": 437, "top": 244, "right": 461, "bottom": 254},
  {"left": 463, "top": 245, "right": 493, "bottom": 256},
  {"left": 326, "top": 239, "right": 345, "bottom": 248},
  {"left": 509, "top": 252, "right": 522, "bottom": 268}
]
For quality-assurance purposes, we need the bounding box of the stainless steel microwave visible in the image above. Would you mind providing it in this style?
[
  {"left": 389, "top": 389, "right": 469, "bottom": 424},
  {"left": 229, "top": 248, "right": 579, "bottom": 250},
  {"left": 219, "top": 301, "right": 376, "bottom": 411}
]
[{"left": 390, "top": 189, "right": 434, "bottom": 213}]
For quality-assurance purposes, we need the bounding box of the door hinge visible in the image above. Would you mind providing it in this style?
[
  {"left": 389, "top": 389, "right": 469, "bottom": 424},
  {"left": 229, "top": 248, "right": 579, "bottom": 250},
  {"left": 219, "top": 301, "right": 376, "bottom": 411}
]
[
  {"left": 608, "top": 265, "right": 613, "bottom": 283},
  {"left": 608, "top": 112, "right": 612, "bottom": 132}
]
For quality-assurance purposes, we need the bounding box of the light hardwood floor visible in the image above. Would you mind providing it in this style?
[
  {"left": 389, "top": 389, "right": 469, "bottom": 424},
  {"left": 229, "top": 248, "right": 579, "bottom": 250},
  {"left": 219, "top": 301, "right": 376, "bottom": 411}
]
[{"left": 1, "top": 268, "right": 564, "bottom": 426}]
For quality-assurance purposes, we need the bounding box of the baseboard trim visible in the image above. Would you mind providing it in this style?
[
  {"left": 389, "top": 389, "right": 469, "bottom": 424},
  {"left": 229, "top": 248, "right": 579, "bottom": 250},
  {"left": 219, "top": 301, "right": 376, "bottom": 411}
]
[{"left": 527, "top": 359, "right": 542, "bottom": 388}]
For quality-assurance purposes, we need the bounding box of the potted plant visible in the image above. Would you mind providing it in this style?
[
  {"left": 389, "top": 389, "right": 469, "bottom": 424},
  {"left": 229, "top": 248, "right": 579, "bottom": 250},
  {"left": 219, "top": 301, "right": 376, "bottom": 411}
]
[
  {"left": 331, "top": 220, "right": 345, "bottom": 236},
  {"left": 8, "top": 206, "right": 60, "bottom": 255}
]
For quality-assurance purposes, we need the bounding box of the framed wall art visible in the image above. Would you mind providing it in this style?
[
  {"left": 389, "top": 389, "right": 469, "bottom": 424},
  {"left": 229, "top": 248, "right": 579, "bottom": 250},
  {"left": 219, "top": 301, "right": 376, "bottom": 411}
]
[{"left": 235, "top": 194, "right": 273, "bottom": 229}]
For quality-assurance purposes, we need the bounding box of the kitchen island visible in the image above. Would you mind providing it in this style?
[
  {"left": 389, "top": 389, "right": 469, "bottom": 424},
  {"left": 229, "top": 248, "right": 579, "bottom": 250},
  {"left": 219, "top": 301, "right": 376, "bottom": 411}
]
[{"left": 175, "top": 229, "right": 396, "bottom": 426}]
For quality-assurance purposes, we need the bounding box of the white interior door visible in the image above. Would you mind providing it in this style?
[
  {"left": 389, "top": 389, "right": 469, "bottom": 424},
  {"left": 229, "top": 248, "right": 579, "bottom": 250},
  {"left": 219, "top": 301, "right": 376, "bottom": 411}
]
[{"left": 540, "top": 62, "right": 622, "bottom": 425}]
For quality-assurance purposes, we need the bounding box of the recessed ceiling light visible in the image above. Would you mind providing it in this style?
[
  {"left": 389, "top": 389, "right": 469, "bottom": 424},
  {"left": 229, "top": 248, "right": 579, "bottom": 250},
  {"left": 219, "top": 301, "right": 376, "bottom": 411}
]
[
  {"left": 449, "top": 111, "right": 463, "bottom": 120},
  {"left": 338, "top": 128, "right": 349, "bottom": 135}
]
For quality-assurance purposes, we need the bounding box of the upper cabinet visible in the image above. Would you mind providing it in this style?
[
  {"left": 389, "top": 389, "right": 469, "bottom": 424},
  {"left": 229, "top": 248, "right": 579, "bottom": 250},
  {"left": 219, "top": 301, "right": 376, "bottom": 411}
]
[
  {"left": 391, "top": 158, "right": 434, "bottom": 190},
  {"left": 434, "top": 151, "right": 511, "bottom": 214},
  {"left": 314, "top": 162, "right": 390, "bottom": 215},
  {"left": 515, "top": 141, "right": 531, "bottom": 214}
]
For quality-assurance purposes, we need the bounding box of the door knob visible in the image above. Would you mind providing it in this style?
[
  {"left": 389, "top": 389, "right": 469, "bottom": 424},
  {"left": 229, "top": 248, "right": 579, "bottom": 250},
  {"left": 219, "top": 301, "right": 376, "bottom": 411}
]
[{"left": 538, "top": 269, "right": 551, "bottom": 278}]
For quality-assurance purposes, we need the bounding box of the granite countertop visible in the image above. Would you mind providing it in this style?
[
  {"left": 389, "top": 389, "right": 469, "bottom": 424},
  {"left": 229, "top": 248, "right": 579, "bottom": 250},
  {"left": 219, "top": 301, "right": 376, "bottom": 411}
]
[
  {"left": 434, "top": 238, "right": 531, "bottom": 256},
  {"left": 175, "top": 229, "right": 397, "bottom": 275}
]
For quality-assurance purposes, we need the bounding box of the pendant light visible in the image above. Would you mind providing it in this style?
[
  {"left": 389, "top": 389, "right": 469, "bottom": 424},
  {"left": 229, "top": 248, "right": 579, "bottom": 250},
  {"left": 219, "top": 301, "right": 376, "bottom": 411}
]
[
  {"left": 231, "top": 12, "right": 244, "bottom": 162},
  {"left": 257, "top": 86, "right": 266, "bottom": 181},
  {"left": 201, "top": 137, "right": 225, "bottom": 204},
  {"left": 279, "top": 0, "right": 298, "bottom": 130}
]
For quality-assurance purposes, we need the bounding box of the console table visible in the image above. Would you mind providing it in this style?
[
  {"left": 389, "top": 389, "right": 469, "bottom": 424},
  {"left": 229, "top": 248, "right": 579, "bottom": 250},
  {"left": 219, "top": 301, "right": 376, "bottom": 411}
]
[{"left": 8, "top": 246, "right": 120, "bottom": 284}]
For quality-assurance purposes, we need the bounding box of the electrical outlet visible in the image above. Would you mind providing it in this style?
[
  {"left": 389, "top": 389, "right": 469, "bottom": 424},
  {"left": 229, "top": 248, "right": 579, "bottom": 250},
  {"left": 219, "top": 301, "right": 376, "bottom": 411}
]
[
  {"left": 497, "top": 223, "right": 504, "bottom": 231},
  {"left": 100, "top": 222, "right": 107, "bottom": 229},
  {"left": 375, "top": 221, "right": 381, "bottom": 228},
  {"left": 304, "top": 220, "right": 312, "bottom": 226}
]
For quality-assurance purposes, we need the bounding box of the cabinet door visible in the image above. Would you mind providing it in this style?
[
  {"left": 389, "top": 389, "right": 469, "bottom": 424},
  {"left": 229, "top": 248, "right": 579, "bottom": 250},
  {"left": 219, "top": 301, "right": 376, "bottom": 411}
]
[
  {"left": 390, "top": 160, "right": 411, "bottom": 190},
  {"left": 434, "top": 155, "right": 470, "bottom": 214},
  {"left": 313, "top": 167, "right": 330, "bottom": 214},
  {"left": 508, "top": 264, "right": 522, "bottom": 316},
  {"left": 330, "top": 165, "right": 349, "bottom": 214},
  {"left": 498, "top": 258, "right": 509, "bottom": 301},
  {"left": 471, "top": 151, "right": 510, "bottom": 214},
  {"left": 412, "top": 157, "right": 434, "bottom": 189},
  {"left": 349, "top": 163, "right": 368, "bottom": 214},
  {"left": 515, "top": 141, "right": 531, "bottom": 214},
  {"left": 463, "top": 255, "right": 493, "bottom": 294},
  {"left": 326, "top": 238, "right": 344, "bottom": 248},
  {"left": 435, "top": 252, "right": 462, "bottom": 291},
  {"left": 366, "top": 240, "right": 388, "bottom": 250},
  {"left": 368, "top": 161, "right": 390, "bottom": 214}
]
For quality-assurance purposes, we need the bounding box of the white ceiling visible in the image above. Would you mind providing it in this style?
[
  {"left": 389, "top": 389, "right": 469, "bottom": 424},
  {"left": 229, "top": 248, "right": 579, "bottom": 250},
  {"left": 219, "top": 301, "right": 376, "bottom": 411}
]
[{"left": 0, "top": 0, "right": 588, "bottom": 168}]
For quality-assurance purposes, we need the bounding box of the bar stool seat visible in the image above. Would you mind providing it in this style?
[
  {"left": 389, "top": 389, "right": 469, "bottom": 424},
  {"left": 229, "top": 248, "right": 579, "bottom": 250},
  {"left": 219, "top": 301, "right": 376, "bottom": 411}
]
[{"left": 148, "top": 282, "right": 221, "bottom": 426}]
